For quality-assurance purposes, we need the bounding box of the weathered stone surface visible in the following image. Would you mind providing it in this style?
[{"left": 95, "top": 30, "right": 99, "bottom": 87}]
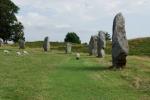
[
  {"left": 97, "top": 31, "right": 106, "bottom": 58},
  {"left": 89, "top": 35, "right": 98, "bottom": 56},
  {"left": 112, "top": 13, "right": 129, "bottom": 68},
  {"left": 18, "top": 39, "right": 25, "bottom": 49},
  {"left": 65, "top": 42, "right": 72, "bottom": 53},
  {"left": 0, "top": 38, "right": 3, "bottom": 47},
  {"left": 89, "top": 36, "right": 93, "bottom": 55},
  {"left": 43, "top": 37, "right": 50, "bottom": 51}
]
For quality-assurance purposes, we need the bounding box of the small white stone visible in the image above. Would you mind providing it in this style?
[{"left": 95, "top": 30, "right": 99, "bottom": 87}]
[
  {"left": 76, "top": 53, "right": 80, "bottom": 60},
  {"left": 4, "top": 50, "right": 10, "bottom": 54},
  {"left": 16, "top": 52, "right": 21, "bottom": 56},
  {"left": 23, "top": 51, "right": 29, "bottom": 55}
]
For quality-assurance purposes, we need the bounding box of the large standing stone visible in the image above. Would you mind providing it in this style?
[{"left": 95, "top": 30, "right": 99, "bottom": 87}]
[
  {"left": 112, "top": 13, "right": 129, "bottom": 68},
  {"left": 65, "top": 42, "right": 72, "bottom": 54},
  {"left": 97, "top": 31, "right": 106, "bottom": 58},
  {"left": 89, "top": 35, "right": 98, "bottom": 56},
  {"left": 43, "top": 36, "right": 50, "bottom": 52},
  {"left": 18, "top": 39, "right": 25, "bottom": 49},
  {"left": 0, "top": 38, "right": 3, "bottom": 47}
]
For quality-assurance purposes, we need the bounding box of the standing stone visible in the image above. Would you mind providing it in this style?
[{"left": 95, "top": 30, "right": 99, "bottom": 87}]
[
  {"left": 43, "top": 36, "right": 50, "bottom": 52},
  {"left": 65, "top": 42, "right": 72, "bottom": 53},
  {"left": 89, "top": 35, "right": 98, "bottom": 56},
  {"left": 0, "top": 38, "right": 3, "bottom": 47},
  {"left": 112, "top": 13, "right": 129, "bottom": 68},
  {"left": 97, "top": 31, "right": 106, "bottom": 58},
  {"left": 89, "top": 36, "right": 93, "bottom": 55},
  {"left": 18, "top": 39, "right": 25, "bottom": 49}
]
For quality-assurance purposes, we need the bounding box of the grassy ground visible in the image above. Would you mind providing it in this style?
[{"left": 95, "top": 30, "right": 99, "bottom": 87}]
[
  {"left": 129, "top": 37, "right": 150, "bottom": 56},
  {"left": 0, "top": 47, "right": 150, "bottom": 100}
]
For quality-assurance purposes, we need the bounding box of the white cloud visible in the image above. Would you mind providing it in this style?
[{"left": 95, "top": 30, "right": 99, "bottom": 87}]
[
  {"left": 12, "top": 0, "right": 150, "bottom": 42},
  {"left": 55, "top": 24, "right": 71, "bottom": 28}
]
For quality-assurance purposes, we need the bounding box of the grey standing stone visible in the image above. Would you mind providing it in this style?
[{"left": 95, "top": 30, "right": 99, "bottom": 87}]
[
  {"left": 43, "top": 37, "right": 50, "bottom": 52},
  {"left": 19, "top": 39, "right": 25, "bottom": 49},
  {"left": 89, "top": 35, "right": 98, "bottom": 56},
  {"left": 89, "top": 36, "right": 93, "bottom": 55},
  {"left": 97, "top": 31, "right": 106, "bottom": 58},
  {"left": 112, "top": 13, "right": 129, "bottom": 68},
  {"left": 0, "top": 38, "right": 3, "bottom": 47},
  {"left": 65, "top": 42, "right": 72, "bottom": 54}
]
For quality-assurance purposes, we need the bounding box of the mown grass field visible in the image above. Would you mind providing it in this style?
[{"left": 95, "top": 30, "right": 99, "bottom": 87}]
[{"left": 0, "top": 47, "right": 150, "bottom": 100}]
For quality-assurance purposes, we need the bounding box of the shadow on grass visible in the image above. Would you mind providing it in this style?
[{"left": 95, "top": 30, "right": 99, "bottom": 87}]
[
  {"left": 83, "top": 56, "right": 98, "bottom": 59},
  {"left": 61, "top": 66, "right": 110, "bottom": 72},
  {"left": 56, "top": 52, "right": 66, "bottom": 54},
  {"left": 0, "top": 48, "right": 14, "bottom": 51}
]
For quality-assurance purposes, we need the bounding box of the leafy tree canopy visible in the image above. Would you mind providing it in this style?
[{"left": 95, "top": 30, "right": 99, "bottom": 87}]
[
  {"left": 64, "top": 32, "right": 81, "bottom": 44},
  {"left": 0, "top": 0, "right": 24, "bottom": 43},
  {"left": 105, "top": 32, "right": 111, "bottom": 41}
]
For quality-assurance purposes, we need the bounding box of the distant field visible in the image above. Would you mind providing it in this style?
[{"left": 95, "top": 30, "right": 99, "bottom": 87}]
[
  {"left": 128, "top": 37, "right": 150, "bottom": 56},
  {"left": 0, "top": 47, "right": 149, "bottom": 100},
  {"left": 11, "top": 37, "right": 150, "bottom": 56},
  {"left": 104, "top": 37, "right": 150, "bottom": 56}
]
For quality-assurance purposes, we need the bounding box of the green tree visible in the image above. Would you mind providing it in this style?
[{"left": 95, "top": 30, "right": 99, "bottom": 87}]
[
  {"left": 105, "top": 32, "right": 111, "bottom": 41},
  {"left": 0, "top": 0, "right": 24, "bottom": 43},
  {"left": 64, "top": 32, "right": 81, "bottom": 44}
]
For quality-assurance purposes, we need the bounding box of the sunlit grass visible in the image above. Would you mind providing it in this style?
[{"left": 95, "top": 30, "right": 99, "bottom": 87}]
[{"left": 0, "top": 47, "right": 149, "bottom": 100}]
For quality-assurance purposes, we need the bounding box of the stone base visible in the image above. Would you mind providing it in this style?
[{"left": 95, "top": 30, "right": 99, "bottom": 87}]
[
  {"left": 97, "top": 49, "right": 105, "bottom": 58},
  {"left": 92, "top": 49, "right": 97, "bottom": 56},
  {"left": 112, "top": 53, "right": 127, "bottom": 68}
]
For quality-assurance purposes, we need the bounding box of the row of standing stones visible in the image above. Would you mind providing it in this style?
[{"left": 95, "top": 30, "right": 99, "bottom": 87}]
[
  {"left": 89, "top": 31, "right": 106, "bottom": 58},
  {"left": 0, "top": 38, "right": 26, "bottom": 49},
  {"left": 43, "top": 36, "right": 73, "bottom": 55},
  {"left": 0, "top": 12, "right": 129, "bottom": 69},
  {"left": 89, "top": 13, "right": 129, "bottom": 69},
  {"left": 43, "top": 36, "right": 72, "bottom": 54},
  {"left": 0, "top": 36, "right": 71, "bottom": 54}
]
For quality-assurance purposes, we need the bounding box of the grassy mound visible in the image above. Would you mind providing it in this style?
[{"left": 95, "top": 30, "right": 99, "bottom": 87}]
[{"left": 129, "top": 37, "right": 150, "bottom": 56}]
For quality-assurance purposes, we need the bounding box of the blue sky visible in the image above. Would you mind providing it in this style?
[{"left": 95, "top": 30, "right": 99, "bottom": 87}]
[{"left": 12, "top": 0, "right": 150, "bottom": 43}]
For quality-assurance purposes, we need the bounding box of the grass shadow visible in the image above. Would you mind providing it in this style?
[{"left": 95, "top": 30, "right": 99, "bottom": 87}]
[
  {"left": 56, "top": 52, "right": 67, "bottom": 54},
  {"left": 82, "top": 55, "right": 98, "bottom": 59},
  {"left": 0, "top": 48, "right": 14, "bottom": 51},
  {"left": 61, "top": 66, "right": 110, "bottom": 72}
]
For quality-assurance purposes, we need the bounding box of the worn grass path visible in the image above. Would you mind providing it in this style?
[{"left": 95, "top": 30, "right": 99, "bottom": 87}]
[{"left": 0, "top": 47, "right": 150, "bottom": 100}]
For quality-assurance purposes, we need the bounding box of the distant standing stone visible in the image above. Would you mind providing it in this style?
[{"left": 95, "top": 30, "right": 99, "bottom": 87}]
[
  {"left": 19, "top": 39, "right": 25, "bottom": 49},
  {"left": 97, "top": 31, "right": 106, "bottom": 58},
  {"left": 89, "top": 35, "right": 98, "bottom": 56},
  {"left": 43, "top": 37, "right": 50, "bottom": 52},
  {"left": 89, "top": 36, "right": 93, "bottom": 55},
  {"left": 112, "top": 13, "right": 129, "bottom": 68},
  {"left": 0, "top": 38, "right": 3, "bottom": 47},
  {"left": 65, "top": 42, "right": 72, "bottom": 53}
]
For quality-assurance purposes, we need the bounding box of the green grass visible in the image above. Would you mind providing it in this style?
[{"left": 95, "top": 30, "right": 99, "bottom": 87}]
[
  {"left": 0, "top": 47, "right": 150, "bottom": 100},
  {"left": 105, "top": 37, "right": 150, "bottom": 56},
  {"left": 128, "top": 37, "right": 150, "bottom": 56},
  {"left": 11, "top": 41, "right": 89, "bottom": 53}
]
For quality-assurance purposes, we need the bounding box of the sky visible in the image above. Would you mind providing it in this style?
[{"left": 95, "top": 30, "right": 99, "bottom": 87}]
[{"left": 12, "top": 0, "right": 150, "bottom": 43}]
